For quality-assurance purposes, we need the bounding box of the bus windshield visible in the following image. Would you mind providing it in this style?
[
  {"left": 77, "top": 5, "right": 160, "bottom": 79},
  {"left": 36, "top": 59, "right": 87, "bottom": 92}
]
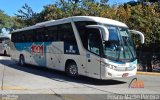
[{"left": 103, "top": 25, "right": 136, "bottom": 62}]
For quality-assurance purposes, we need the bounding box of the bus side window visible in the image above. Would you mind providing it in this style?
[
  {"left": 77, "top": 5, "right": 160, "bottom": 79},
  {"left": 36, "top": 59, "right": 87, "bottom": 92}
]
[
  {"left": 11, "top": 33, "right": 17, "bottom": 42},
  {"left": 46, "top": 26, "right": 58, "bottom": 42},
  {"left": 35, "top": 28, "right": 44, "bottom": 42},
  {"left": 17, "top": 32, "right": 22, "bottom": 42},
  {"left": 58, "top": 23, "right": 77, "bottom": 45},
  {"left": 0, "top": 38, "right": 2, "bottom": 43}
]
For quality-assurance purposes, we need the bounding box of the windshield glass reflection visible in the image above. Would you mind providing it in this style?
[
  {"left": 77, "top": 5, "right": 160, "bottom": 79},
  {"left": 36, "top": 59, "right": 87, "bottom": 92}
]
[{"left": 103, "top": 25, "right": 136, "bottom": 62}]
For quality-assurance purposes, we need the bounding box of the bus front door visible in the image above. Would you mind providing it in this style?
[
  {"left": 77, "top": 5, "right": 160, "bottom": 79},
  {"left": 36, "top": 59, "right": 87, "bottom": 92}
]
[
  {"left": 86, "top": 53, "right": 101, "bottom": 79},
  {"left": 86, "top": 31, "right": 101, "bottom": 79}
]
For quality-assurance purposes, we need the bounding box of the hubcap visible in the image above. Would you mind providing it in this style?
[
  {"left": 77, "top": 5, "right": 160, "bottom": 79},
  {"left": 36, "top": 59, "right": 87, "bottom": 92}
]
[{"left": 69, "top": 65, "right": 77, "bottom": 75}]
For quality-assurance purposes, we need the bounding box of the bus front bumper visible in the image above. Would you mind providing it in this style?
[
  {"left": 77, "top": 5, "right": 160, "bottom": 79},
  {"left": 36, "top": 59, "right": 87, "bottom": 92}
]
[{"left": 101, "top": 67, "right": 137, "bottom": 80}]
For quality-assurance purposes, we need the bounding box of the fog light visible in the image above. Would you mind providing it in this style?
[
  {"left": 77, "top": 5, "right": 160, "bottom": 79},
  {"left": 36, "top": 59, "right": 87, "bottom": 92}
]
[{"left": 108, "top": 72, "right": 112, "bottom": 76}]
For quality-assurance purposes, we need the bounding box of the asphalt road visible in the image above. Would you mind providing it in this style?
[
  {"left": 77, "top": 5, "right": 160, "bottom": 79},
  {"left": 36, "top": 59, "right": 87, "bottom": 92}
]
[{"left": 0, "top": 56, "right": 160, "bottom": 100}]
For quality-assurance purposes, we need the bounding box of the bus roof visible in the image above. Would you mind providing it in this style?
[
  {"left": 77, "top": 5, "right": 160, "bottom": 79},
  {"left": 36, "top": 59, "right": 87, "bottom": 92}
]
[
  {"left": 11, "top": 16, "right": 128, "bottom": 33},
  {"left": 0, "top": 35, "right": 10, "bottom": 39}
]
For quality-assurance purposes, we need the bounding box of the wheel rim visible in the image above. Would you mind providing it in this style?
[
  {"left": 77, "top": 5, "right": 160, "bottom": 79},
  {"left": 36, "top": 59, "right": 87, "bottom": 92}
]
[
  {"left": 20, "top": 56, "right": 24, "bottom": 65},
  {"left": 69, "top": 65, "right": 77, "bottom": 75}
]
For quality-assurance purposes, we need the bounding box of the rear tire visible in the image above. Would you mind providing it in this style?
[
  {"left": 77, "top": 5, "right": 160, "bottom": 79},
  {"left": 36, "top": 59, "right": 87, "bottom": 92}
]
[
  {"left": 4, "top": 50, "right": 7, "bottom": 56},
  {"left": 66, "top": 62, "right": 78, "bottom": 77},
  {"left": 19, "top": 55, "right": 25, "bottom": 66}
]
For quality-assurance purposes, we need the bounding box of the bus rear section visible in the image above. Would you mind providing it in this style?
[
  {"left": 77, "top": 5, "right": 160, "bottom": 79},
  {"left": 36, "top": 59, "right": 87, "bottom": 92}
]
[{"left": 0, "top": 36, "right": 10, "bottom": 56}]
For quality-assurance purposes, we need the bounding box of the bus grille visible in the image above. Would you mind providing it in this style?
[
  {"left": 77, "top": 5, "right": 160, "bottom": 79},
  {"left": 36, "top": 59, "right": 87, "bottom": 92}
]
[{"left": 115, "top": 66, "right": 135, "bottom": 71}]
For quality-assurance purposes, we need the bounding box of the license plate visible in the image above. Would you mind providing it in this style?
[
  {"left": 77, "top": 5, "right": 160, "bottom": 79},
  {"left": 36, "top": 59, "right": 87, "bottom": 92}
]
[{"left": 122, "top": 73, "right": 128, "bottom": 77}]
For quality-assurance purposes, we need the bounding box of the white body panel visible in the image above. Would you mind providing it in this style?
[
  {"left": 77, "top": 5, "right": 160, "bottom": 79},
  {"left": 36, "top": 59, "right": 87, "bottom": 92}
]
[
  {"left": 85, "top": 52, "right": 101, "bottom": 79},
  {"left": 10, "top": 16, "right": 137, "bottom": 80}
]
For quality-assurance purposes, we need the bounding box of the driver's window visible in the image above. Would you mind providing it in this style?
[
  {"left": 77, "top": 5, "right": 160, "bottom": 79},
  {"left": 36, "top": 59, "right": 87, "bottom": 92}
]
[
  {"left": 103, "top": 26, "right": 120, "bottom": 59},
  {"left": 87, "top": 29, "right": 101, "bottom": 55}
]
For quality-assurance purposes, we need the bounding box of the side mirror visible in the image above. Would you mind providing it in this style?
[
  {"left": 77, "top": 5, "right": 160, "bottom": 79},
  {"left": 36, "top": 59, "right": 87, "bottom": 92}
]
[
  {"left": 86, "top": 25, "right": 109, "bottom": 41},
  {"left": 129, "top": 30, "right": 145, "bottom": 44}
]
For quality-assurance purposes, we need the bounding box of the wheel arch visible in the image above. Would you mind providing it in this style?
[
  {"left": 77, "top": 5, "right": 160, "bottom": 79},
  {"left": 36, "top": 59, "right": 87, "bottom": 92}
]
[
  {"left": 4, "top": 50, "right": 7, "bottom": 55},
  {"left": 19, "top": 54, "right": 24, "bottom": 58},
  {"left": 19, "top": 53, "right": 25, "bottom": 62}
]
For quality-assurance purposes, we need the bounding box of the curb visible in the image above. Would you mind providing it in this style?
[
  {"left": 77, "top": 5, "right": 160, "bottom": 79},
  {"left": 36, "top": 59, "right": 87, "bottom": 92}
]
[
  {"left": 137, "top": 71, "right": 160, "bottom": 76},
  {"left": 0, "top": 86, "right": 28, "bottom": 90}
]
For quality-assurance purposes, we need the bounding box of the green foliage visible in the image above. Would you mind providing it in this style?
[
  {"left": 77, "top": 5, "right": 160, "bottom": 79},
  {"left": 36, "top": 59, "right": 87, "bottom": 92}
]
[
  {"left": 0, "top": 10, "right": 20, "bottom": 34},
  {"left": 15, "top": 3, "right": 38, "bottom": 26},
  {"left": 12, "top": 1, "right": 160, "bottom": 48},
  {"left": 0, "top": 10, "right": 10, "bottom": 32}
]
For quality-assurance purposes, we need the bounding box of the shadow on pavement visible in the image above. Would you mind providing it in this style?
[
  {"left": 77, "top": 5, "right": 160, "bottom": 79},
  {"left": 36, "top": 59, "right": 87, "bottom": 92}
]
[
  {"left": 0, "top": 54, "right": 10, "bottom": 57},
  {"left": 0, "top": 58, "right": 126, "bottom": 86}
]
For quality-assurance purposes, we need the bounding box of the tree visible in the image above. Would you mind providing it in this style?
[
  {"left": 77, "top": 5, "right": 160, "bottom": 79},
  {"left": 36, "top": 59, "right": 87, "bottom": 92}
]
[
  {"left": 15, "top": 3, "right": 38, "bottom": 26},
  {"left": 139, "top": 0, "right": 158, "bottom": 2},
  {"left": 0, "top": 10, "right": 13, "bottom": 34},
  {"left": 39, "top": 4, "right": 64, "bottom": 21},
  {"left": 6, "top": 0, "right": 160, "bottom": 72}
]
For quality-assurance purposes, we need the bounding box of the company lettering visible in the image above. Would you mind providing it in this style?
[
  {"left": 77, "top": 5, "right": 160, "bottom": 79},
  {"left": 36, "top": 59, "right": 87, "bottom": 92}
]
[{"left": 31, "top": 43, "right": 44, "bottom": 57}]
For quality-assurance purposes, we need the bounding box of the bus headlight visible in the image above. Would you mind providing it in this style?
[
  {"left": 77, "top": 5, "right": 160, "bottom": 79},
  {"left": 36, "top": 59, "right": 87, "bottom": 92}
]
[
  {"left": 101, "top": 62, "right": 117, "bottom": 70},
  {"left": 106, "top": 64, "right": 117, "bottom": 70}
]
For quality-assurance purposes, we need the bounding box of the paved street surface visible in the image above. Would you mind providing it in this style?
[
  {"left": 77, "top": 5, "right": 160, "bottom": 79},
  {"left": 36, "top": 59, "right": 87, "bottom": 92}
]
[{"left": 0, "top": 56, "right": 160, "bottom": 100}]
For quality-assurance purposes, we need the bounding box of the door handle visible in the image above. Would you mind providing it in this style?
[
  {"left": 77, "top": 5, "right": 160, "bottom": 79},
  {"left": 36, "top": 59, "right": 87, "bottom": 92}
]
[{"left": 88, "top": 59, "right": 91, "bottom": 62}]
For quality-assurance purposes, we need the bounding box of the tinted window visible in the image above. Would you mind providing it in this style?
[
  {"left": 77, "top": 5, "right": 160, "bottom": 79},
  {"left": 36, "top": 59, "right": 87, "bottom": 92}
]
[
  {"left": 12, "top": 30, "right": 34, "bottom": 43},
  {"left": 75, "top": 21, "right": 102, "bottom": 55},
  {"left": 0, "top": 38, "right": 3, "bottom": 43},
  {"left": 11, "top": 23, "right": 76, "bottom": 43},
  {"left": 75, "top": 21, "right": 97, "bottom": 49},
  {"left": 11, "top": 33, "right": 16, "bottom": 42},
  {"left": 45, "top": 26, "right": 58, "bottom": 42},
  {"left": 58, "top": 23, "right": 77, "bottom": 45},
  {"left": 87, "top": 29, "right": 101, "bottom": 55},
  {"left": 33, "top": 27, "right": 58, "bottom": 42},
  {"left": 34, "top": 28, "right": 44, "bottom": 42},
  {"left": 27, "top": 30, "right": 34, "bottom": 42},
  {"left": 15, "top": 32, "right": 22, "bottom": 42}
]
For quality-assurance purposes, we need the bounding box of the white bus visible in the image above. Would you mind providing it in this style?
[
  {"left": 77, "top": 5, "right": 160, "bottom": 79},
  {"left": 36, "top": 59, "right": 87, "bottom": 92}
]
[
  {"left": 10, "top": 16, "right": 144, "bottom": 79},
  {"left": 0, "top": 36, "right": 10, "bottom": 55}
]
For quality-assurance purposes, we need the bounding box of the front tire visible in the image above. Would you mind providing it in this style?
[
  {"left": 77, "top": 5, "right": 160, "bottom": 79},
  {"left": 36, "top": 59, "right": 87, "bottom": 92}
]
[
  {"left": 4, "top": 50, "right": 7, "bottom": 56},
  {"left": 19, "top": 55, "right": 25, "bottom": 66},
  {"left": 66, "top": 62, "right": 78, "bottom": 77}
]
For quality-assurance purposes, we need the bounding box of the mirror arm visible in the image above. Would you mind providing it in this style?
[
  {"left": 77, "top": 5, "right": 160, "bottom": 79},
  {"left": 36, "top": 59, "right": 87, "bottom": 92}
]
[
  {"left": 129, "top": 30, "right": 145, "bottom": 44},
  {"left": 86, "top": 25, "right": 109, "bottom": 41}
]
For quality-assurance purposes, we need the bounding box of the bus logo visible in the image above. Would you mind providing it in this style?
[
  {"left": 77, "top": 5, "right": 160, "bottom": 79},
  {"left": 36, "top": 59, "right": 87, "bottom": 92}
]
[
  {"left": 129, "top": 78, "right": 144, "bottom": 88},
  {"left": 31, "top": 43, "right": 44, "bottom": 57},
  {"left": 66, "top": 45, "right": 76, "bottom": 53}
]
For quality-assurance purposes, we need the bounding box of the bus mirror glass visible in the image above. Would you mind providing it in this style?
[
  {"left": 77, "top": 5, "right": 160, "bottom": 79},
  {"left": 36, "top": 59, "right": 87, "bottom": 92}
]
[
  {"left": 102, "top": 27, "right": 109, "bottom": 41},
  {"left": 86, "top": 25, "right": 109, "bottom": 41},
  {"left": 129, "top": 30, "right": 145, "bottom": 44}
]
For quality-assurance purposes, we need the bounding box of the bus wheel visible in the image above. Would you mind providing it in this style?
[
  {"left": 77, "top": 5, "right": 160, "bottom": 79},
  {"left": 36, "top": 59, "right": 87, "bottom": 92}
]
[
  {"left": 19, "top": 55, "right": 25, "bottom": 66},
  {"left": 4, "top": 50, "right": 7, "bottom": 56},
  {"left": 66, "top": 62, "right": 78, "bottom": 77}
]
